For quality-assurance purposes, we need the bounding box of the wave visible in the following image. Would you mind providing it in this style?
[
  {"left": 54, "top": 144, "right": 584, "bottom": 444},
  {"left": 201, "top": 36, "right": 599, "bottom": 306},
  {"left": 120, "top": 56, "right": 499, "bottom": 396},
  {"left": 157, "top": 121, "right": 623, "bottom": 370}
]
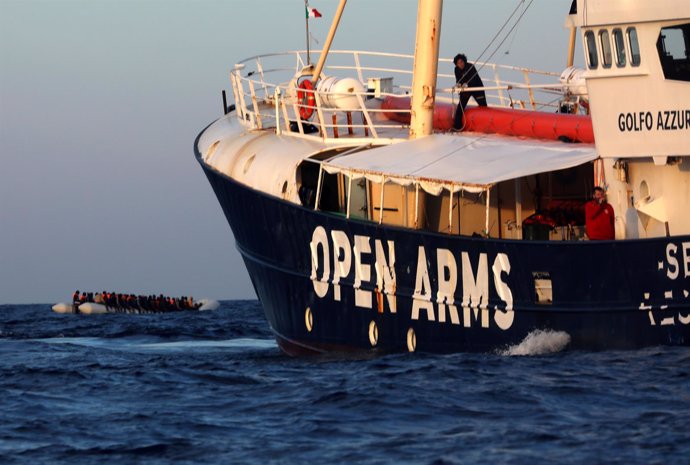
[
  {"left": 29, "top": 336, "right": 277, "bottom": 352},
  {"left": 499, "top": 329, "right": 571, "bottom": 356}
]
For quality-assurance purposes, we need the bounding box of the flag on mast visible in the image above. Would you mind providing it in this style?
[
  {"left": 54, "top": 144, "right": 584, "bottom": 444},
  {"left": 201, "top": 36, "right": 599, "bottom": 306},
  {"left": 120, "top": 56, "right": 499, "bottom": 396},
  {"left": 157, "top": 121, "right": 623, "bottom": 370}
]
[{"left": 307, "top": 7, "right": 322, "bottom": 18}]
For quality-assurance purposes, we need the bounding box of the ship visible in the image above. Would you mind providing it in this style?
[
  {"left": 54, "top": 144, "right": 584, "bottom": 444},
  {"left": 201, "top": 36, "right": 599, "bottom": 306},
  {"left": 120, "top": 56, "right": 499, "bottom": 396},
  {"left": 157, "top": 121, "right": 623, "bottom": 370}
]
[{"left": 195, "top": 0, "right": 690, "bottom": 355}]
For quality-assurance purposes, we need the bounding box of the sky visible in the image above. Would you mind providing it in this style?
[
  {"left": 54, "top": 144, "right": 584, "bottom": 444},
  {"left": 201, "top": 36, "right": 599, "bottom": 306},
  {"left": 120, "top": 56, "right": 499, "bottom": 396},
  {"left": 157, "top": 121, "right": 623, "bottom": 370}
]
[{"left": 0, "top": 0, "right": 579, "bottom": 304}]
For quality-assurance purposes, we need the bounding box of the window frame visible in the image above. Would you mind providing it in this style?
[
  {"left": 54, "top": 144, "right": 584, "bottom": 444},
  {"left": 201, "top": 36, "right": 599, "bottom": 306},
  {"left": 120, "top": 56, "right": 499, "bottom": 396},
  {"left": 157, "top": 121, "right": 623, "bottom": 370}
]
[
  {"left": 599, "top": 29, "right": 613, "bottom": 68},
  {"left": 612, "top": 28, "right": 627, "bottom": 67},
  {"left": 584, "top": 30, "right": 599, "bottom": 69},
  {"left": 656, "top": 23, "right": 690, "bottom": 82},
  {"left": 627, "top": 27, "right": 641, "bottom": 66}
]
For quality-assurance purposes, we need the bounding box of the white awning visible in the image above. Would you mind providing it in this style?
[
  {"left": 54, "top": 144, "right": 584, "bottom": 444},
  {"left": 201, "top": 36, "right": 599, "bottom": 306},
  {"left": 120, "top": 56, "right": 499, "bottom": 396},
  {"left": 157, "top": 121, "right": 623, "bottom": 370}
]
[{"left": 322, "top": 133, "right": 598, "bottom": 194}]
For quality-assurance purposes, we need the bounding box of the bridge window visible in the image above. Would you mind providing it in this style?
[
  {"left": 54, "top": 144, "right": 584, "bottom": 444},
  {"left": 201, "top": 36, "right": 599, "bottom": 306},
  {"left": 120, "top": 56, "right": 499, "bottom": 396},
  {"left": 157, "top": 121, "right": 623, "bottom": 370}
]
[
  {"left": 613, "top": 29, "right": 626, "bottom": 67},
  {"left": 599, "top": 30, "right": 613, "bottom": 68},
  {"left": 657, "top": 23, "right": 690, "bottom": 82},
  {"left": 585, "top": 31, "right": 598, "bottom": 69},
  {"left": 627, "top": 27, "right": 641, "bottom": 66}
]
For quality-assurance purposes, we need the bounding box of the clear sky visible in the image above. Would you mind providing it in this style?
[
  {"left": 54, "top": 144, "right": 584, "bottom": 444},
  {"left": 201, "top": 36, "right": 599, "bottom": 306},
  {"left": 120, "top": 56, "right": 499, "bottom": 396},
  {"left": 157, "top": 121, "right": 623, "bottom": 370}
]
[{"left": 0, "top": 0, "right": 579, "bottom": 304}]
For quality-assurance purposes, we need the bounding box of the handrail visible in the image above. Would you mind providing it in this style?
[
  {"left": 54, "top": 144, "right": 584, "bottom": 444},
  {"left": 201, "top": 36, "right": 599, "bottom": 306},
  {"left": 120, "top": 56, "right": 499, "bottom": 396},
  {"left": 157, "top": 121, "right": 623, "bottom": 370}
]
[{"left": 230, "top": 50, "right": 583, "bottom": 144}]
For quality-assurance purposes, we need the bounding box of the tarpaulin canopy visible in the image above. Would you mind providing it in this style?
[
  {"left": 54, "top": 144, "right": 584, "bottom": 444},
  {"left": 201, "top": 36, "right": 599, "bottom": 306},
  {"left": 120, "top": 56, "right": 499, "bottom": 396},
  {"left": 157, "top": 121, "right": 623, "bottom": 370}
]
[{"left": 322, "top": 133, "right": 598, "bottom": 194}]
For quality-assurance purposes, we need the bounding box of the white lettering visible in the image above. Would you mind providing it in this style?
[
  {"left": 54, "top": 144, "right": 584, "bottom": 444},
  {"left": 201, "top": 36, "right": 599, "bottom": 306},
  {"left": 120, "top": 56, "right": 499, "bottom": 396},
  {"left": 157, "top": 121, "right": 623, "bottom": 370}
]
[
  {"left": 412, "top": 246, "right": 435, "bottom": 321},
  {"left": 492, "top": 253, "right": 514, "bottom": 330},
  {"left": 331, "top": 230, "right": 351, "bottom": 302},
  {"left": 353, "top": 235, "right": 372, "bottom": 309},
  {"left": 436, "top": 249, "right": 460, "bottom": 325},
  {"left": 679, "top": 312, "right": 690, "bottom": 325},
  {"left": 374, "top": 240, "right": 397, "bottom": 313},
  {"left": 683, "top": 242, "right": 690, "bottom": 278},
  {"left": 461, "top": 252, "right": 489, "bottom": 328},
  {"left": 667, "top": 243, "right": 679, "bottom": 280},
  {"left": 310, "top": 226, "right": 330, "bottom": 298}
]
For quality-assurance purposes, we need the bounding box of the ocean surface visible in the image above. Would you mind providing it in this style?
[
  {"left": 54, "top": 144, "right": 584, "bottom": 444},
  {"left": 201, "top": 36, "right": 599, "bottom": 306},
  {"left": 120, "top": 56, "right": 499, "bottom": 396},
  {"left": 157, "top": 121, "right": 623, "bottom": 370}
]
[{"left": 1, "top": 301, "right": 688, "bottom": 465}]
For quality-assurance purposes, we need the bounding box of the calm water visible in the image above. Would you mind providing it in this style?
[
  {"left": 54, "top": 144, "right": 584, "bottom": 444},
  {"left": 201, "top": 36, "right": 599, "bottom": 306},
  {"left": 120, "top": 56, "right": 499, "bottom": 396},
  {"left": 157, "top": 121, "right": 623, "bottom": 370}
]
[{"left": 1, "top": 301, "right": 688, "bottom": 464}]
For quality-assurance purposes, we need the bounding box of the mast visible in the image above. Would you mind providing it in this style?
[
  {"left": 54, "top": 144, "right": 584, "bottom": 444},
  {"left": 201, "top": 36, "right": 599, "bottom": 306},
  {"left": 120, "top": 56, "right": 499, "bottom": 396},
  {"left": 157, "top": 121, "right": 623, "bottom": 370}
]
[
  {"left": 409, "top": 0, "right": 443, "bottom": 139},
  {"left": 305, "top": 0, "right": 311, "bottom": 64},
  {"left": 311, "top": 0, "right": 348, "bottom": 82}
]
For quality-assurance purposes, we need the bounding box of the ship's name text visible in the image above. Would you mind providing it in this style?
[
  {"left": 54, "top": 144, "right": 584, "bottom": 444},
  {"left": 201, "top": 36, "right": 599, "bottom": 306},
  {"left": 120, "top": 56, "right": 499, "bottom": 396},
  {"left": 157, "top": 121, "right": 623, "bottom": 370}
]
[
  {"left": 664, "top": 242, "right": 690, "bottom": 280},
  {"left": 309, "top": 226, "right": 514, "bottom": 330},
  {"left": 618, "top": 110, "right": 690, "bottom": 132}
]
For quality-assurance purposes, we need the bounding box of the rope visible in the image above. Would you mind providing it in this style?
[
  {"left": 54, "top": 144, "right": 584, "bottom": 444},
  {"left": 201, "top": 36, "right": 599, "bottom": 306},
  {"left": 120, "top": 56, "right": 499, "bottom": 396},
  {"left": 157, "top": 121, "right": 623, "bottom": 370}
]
[{"left": 457, "top": 0, "right": 534, "bottom": 86}]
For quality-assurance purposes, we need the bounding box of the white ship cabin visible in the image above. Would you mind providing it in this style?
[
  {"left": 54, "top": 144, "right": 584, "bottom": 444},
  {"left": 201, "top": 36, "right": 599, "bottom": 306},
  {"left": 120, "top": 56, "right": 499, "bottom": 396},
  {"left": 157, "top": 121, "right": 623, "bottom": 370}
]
[
  {"left": 568, "top": 0, "right": 690, "bottom": 239},
  {"left": 200, "top": 0, "right": 689, "bottom": 240}
]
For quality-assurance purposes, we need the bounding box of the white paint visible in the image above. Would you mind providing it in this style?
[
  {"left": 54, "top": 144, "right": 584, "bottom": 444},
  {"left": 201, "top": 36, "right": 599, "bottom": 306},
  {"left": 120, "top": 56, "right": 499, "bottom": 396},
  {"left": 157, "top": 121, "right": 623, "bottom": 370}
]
[
  {"left": 679, "top": 312, "right": 690, "bottom": 325},
  {"left": 683, "top": 242, "right": 690, "bottom": 278},
  {"left": 492, "top": 253, "right": 514, "bottom": 330},
  {"left": 374, "top": 240, "right": 397, "bottom": 313},
  {"left": 353, "top": 235, "right": 372, "bottom": 309},
  {"left": 310, "top": 226, "right": 330, "bottom": 298},
  {"left": 461, "top": 252, "right": 489, "bottom": 328},
  {"left": 412, "top": 246, "right": 435, "bottom": 321},
  {"left": 664, "top": 291, "right": 673, "bottom": 299},
  {"left": 435, "top": 249, "right": 460, "bottom": 325},
  {"left": 666, "top": 243, "right": 679, "bottom": 280},
  {"left": 331, "top": 230, "right": 352, "bottom": 302}
]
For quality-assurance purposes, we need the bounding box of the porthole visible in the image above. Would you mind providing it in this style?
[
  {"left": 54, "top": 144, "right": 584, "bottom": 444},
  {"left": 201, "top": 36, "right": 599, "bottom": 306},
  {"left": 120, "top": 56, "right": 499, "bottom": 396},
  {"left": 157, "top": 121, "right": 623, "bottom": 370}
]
[
  {"left": 243, "top": 154, "right": 256, "bottom": 174},
  {"left": 406, "top": 327, "right": 416, "bottom": 353},
  {"left": 205, "top": 140, "right": 220, "bottom": 160},
  {"left": 639, "top": 180, "right": 650, "bottom": 201},
  {"left": 368, "top": 320, "right": 378, "bottom": 347},
  {"left": 305, "top": 307, "right": 313, "bottom": 332}
]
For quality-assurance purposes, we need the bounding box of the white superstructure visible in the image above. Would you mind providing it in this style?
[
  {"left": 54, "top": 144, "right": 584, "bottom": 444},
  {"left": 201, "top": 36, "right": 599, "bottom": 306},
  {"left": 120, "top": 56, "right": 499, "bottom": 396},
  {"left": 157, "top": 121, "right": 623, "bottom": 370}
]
[{"left": 569, "top": 0, "right": 690, "bottom": 237}]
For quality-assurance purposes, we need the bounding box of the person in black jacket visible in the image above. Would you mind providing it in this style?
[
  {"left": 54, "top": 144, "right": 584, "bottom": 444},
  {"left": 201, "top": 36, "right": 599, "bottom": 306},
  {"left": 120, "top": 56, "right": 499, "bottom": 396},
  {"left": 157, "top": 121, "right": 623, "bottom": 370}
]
[{"left": 453, "top": 53, "right": 487, "bottom": 130}]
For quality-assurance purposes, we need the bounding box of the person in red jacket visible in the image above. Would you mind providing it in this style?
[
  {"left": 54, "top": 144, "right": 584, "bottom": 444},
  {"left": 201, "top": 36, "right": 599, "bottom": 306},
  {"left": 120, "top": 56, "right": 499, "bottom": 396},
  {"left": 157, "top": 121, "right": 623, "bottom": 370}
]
[{"left": 585, "top": 186, "right": 615, "bottom": 240}]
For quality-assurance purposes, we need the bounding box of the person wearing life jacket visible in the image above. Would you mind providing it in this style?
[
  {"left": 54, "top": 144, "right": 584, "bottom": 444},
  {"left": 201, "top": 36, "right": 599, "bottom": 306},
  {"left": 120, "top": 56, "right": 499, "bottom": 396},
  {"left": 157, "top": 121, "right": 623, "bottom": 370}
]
[
  {"left": 585, "top": 186, "right": 615, "bottom": 240},
  {"left": 72, "top": 290, "right": 80, "bottom": 312},
  {"left": 453, "top": 53, "right": 488, "bottom": 130}
]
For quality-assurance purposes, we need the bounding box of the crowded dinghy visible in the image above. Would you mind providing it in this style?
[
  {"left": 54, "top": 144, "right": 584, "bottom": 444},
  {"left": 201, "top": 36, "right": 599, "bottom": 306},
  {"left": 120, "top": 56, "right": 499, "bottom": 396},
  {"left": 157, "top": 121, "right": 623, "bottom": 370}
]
[{"left": 52, "top": 290, "right": 219, "bottom": 314}]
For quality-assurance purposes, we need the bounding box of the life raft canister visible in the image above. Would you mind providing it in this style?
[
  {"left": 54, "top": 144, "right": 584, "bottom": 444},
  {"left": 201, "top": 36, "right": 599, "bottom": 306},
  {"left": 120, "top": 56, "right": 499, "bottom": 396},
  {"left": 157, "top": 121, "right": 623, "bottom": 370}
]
[{"left": 297, "top": 79, "right": 316, "bottom": 120}]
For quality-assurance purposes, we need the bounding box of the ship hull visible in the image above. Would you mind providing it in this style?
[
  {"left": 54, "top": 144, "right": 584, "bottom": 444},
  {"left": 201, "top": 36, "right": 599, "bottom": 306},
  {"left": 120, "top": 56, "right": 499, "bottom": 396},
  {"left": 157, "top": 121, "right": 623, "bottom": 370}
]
[{"left": 198, "top": 159, "right": 690, "bottom": 354}]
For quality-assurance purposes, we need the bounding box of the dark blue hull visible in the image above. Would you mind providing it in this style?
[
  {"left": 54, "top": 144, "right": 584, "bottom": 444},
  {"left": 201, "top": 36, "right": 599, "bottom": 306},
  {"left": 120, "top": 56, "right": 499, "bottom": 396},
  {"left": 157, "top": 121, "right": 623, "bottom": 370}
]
[{"left": 198, "top": 157, "right": 690, "bottom": 354}]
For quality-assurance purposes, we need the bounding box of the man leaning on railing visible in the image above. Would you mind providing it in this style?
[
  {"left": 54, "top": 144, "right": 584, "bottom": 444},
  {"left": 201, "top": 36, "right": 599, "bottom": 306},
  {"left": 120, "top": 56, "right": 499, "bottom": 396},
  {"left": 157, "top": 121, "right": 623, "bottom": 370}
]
[{"left": 453, "top": 53, "right": 487, "bottom": 130}]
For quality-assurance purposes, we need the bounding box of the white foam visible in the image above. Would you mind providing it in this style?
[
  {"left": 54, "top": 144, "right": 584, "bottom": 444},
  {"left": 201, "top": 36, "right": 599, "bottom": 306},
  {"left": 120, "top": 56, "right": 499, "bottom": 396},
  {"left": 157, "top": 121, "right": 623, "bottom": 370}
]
[
  {"left": 197, "top": 299, "right": 220, "bottom": 311},
  {"left": 499, "top": 329, "right": 571, "bottom": 356},
  {"left": 133, "top": 338, "right": 276, "bottom": 350}
]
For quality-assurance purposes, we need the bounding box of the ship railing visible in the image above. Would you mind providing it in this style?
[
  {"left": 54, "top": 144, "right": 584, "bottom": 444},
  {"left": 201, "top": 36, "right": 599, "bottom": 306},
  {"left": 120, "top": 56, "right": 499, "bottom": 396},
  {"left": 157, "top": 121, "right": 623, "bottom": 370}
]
[{"left": 229, "top": 50, "right": 577, "bottom": 143}]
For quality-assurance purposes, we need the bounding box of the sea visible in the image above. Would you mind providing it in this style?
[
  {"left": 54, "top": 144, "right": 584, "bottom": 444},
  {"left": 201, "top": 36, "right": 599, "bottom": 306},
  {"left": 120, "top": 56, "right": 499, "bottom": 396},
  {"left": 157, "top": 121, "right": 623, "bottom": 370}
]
[{"left": 0, "top": 301, "right": 688, "bottom": 465}]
